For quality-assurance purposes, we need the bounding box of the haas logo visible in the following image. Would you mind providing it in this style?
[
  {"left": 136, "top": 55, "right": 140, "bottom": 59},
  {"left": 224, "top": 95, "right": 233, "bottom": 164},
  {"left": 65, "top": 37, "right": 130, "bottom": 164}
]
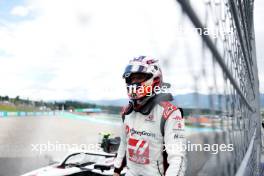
[
  {"left": 172, "top": 116, "right": 182, "bottom": 121},
  {"left": 128, "top": 138, "right": 150, "bottom": 164}
]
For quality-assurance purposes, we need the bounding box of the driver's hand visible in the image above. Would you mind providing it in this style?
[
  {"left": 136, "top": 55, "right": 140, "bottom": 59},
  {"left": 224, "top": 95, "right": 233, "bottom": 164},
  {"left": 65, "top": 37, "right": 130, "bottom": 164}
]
[{"left": 113, "top": 173, "right": 120, "bottom": 176}]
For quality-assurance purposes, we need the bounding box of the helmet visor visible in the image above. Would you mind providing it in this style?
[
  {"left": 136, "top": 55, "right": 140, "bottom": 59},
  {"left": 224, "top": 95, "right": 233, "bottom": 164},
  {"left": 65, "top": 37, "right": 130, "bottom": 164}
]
[{"left": 122, "top": 65, "right": 149, "bottom": 78}]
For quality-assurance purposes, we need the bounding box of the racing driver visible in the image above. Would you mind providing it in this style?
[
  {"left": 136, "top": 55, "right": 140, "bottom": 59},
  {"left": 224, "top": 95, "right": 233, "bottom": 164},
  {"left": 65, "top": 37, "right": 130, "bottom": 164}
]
[{"left": 113, "top": 56, "right": 186, "bottom": 176}]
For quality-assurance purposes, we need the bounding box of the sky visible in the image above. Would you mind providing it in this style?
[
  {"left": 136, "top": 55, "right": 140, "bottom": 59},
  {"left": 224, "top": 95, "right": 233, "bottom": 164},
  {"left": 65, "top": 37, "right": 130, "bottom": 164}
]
[
  {"left": 254, "top": 0, "right": 264, "bottom": 94},
  {"left": 0, "top": 0, "right": 263, "bottom": 101}
]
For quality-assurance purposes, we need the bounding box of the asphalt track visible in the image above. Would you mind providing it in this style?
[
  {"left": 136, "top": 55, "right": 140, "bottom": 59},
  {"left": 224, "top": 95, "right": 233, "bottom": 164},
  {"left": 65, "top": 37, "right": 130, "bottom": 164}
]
[{"left": 0, "top": 114, "right": 223, "bottom": 176}]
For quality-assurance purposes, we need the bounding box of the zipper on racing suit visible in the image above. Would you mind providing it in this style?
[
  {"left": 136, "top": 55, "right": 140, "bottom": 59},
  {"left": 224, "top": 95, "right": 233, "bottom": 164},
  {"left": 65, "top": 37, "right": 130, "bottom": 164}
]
[{"left": 157, "top": 160, "right": 164, "bottom": 176}]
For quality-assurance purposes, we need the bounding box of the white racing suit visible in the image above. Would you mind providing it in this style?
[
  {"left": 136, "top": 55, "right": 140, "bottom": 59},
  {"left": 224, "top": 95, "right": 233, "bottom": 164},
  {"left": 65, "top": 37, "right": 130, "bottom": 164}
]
[{"left": 114, "top": 94, "right": 186, "bottom": 176}]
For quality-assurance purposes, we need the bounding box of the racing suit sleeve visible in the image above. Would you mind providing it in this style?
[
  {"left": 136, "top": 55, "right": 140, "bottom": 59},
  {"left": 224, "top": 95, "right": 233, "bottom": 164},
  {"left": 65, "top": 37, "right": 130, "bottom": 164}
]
[
  {"left": 164, "top": 109, "right": 186, "bottom": 176},
  {"left": 113, "top": 121, "right": 127, "bottom": 174}
]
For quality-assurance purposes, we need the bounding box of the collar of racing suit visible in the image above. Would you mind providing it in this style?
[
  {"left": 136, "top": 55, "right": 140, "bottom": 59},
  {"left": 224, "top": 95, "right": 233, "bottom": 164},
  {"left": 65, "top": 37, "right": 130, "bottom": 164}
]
[{"left": 130, "top": 93, "right": 174, "bottom": 115}]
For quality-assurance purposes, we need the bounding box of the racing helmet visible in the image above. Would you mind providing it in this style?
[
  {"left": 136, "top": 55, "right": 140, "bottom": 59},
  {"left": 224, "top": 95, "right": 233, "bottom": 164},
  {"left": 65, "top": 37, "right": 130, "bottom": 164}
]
[{"left": 123, "top": 56, "right": 163, "bottom": 100}]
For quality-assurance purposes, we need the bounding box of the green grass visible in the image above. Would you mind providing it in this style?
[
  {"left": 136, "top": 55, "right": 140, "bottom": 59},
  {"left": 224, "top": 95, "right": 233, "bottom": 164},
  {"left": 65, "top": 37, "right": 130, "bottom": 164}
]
[{"left": 0, "top": 104, "right": 36, "bottom": 112}]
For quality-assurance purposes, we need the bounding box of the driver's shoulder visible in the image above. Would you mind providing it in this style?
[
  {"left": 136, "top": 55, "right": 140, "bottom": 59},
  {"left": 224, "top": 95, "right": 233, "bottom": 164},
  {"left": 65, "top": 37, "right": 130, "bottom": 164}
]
[{"left": 158, "top": 101, "right": 183, "bottom": 120}]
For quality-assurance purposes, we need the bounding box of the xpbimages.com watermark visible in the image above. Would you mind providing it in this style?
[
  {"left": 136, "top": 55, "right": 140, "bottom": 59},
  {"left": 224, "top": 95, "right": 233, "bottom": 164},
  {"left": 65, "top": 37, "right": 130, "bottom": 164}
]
[
  {"left": 31, "top": 141, "right": 101, "bottom": 154},
  {"left": 127, "top": 84, "right": 169, "bottom": 97},
  {"left": 165, "top": 141, "right": 234, "bottom": 155},
  {"left": 175, "top": 26, "right": 233, "bottom": 39},
  {"left": 31, "top": 141, "right": 233, "bottom": 155}
]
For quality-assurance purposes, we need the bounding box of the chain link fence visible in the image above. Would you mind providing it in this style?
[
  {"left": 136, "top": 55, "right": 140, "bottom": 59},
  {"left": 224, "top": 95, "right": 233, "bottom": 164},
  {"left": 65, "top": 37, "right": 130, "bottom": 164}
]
[{"left": 162, "top": 0, "right": 261, "bottom": 175}]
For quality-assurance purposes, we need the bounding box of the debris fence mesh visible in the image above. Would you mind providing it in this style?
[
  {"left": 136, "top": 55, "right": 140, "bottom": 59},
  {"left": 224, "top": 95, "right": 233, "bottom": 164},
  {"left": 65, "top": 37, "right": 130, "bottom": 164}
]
[{"left": 163, "top": 0, "right": 261, "bottom": 175}]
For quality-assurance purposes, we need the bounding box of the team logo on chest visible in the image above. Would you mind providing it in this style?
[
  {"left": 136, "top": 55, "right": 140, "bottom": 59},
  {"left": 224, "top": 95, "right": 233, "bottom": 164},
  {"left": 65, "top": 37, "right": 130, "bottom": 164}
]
[
  {"left": 145, "top": 114, "right": 154, "bottom": 121},
  {"left": 128, "top": 138, "right": 150, "bottom": 164}
]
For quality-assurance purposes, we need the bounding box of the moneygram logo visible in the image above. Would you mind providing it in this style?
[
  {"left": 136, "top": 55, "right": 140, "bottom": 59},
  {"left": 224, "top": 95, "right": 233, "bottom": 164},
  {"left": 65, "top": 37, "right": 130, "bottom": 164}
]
[{"left": 130, "top": 128, "right": 156, "bottom": 138}]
